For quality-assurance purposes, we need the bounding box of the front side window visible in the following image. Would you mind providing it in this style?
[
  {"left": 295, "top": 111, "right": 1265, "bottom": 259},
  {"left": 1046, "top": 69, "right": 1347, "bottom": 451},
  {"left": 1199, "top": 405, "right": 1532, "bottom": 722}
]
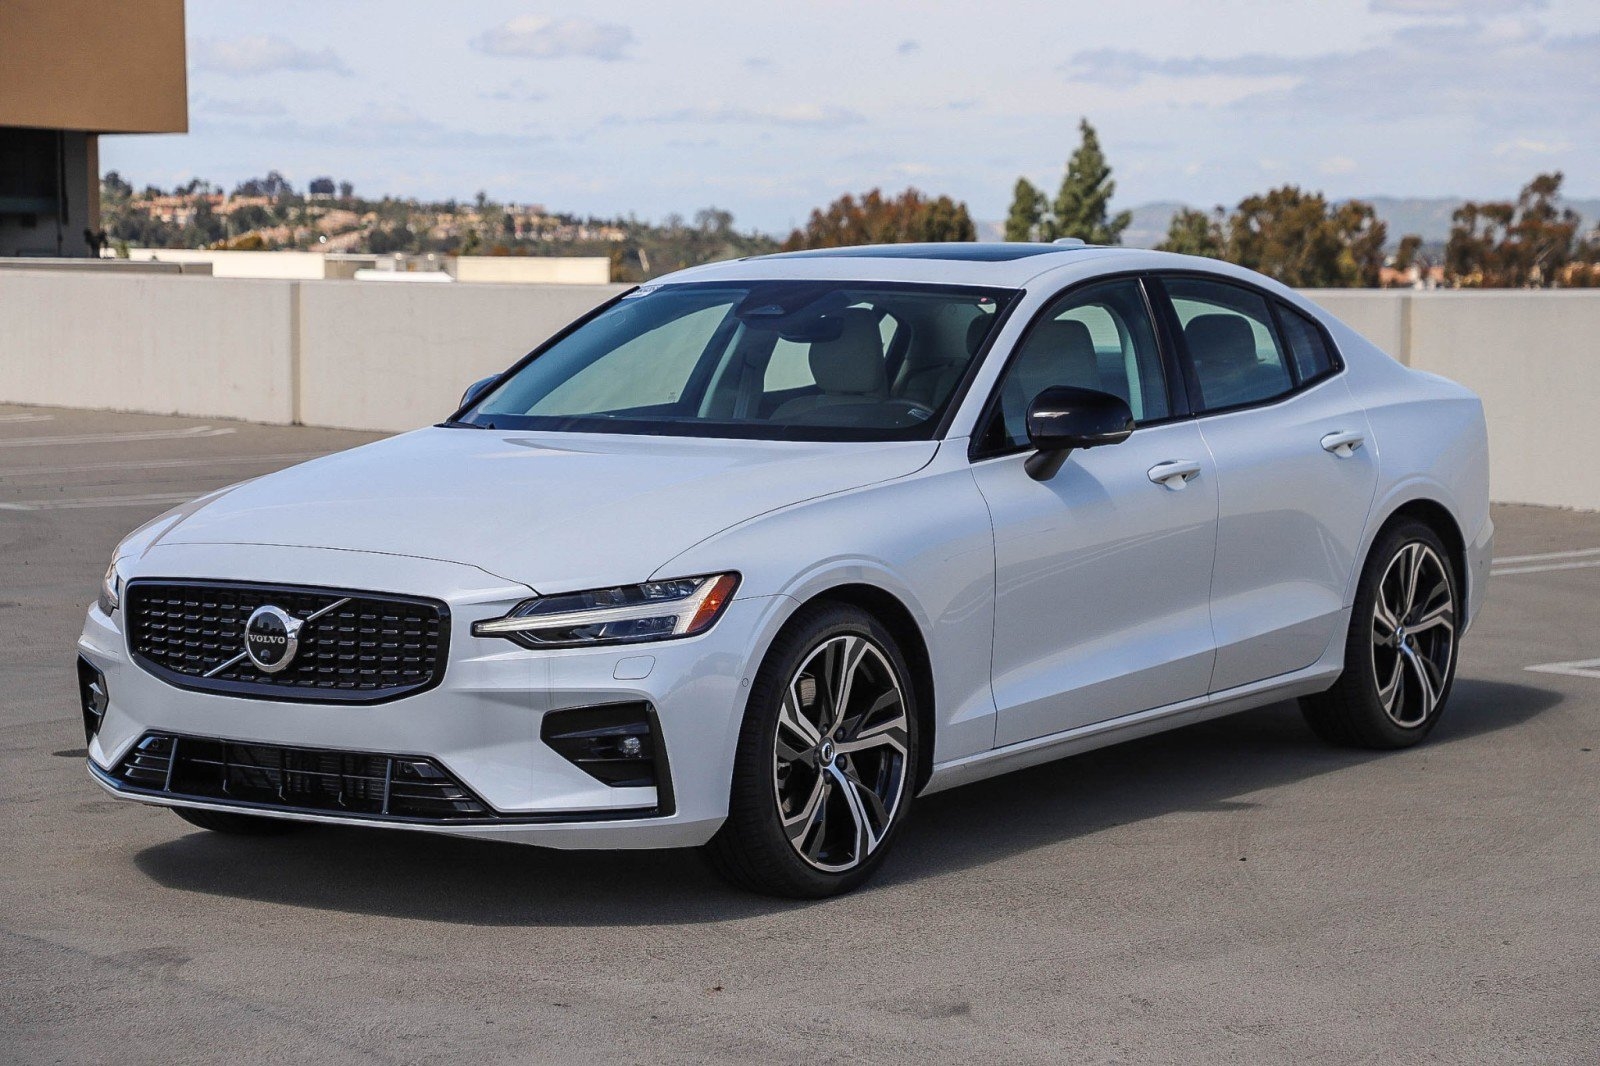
[
  {"left": 464, "top": 281, "right": 1016, "bottom": 441},
  {"left": 1165, "top": 277, "right": 1293, "bottom": 412},
  {"left": 981, "top": 278, "right": 1169, "bottom": 452}
]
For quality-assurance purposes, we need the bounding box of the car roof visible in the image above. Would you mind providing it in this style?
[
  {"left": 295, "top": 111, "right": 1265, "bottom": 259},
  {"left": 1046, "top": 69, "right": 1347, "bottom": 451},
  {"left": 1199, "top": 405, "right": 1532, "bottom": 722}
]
[{"left": 653, "top": 242, "right": 1267, "bottom": 290}]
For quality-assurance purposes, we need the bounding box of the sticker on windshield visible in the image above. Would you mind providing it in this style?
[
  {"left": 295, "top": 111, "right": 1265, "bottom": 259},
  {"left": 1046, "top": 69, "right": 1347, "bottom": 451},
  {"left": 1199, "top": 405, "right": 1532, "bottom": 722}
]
[{"left": 622, "top": 285, "right": 660, "bottom": 299}]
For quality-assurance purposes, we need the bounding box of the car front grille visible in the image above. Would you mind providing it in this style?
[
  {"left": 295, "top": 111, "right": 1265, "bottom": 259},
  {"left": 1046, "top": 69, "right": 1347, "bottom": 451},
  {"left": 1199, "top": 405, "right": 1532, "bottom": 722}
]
[
  {"left": 109, "top": 733, "right": 493, "bottom": 821},
  {"left": 124, "top": 580, "right": 449, "bottom": 703}
]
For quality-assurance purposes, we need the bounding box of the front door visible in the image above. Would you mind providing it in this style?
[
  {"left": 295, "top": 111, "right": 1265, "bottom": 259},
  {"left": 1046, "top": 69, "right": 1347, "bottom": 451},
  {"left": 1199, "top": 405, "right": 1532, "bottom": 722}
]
[{"left": 969, "top": 278, "right": 1219, "bottom": 747}]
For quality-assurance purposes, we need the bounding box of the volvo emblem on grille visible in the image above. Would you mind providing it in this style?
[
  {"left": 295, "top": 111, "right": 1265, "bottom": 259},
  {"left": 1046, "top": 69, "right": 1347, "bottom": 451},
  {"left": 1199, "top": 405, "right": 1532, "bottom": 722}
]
[{"left": 243, "top": 605, "right": 304, "bottom": 674}]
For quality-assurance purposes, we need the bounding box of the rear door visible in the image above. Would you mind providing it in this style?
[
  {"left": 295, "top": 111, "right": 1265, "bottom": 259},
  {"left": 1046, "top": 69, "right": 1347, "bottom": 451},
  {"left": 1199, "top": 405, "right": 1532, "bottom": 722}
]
[{"left": 1152, "top": 275, "right": 1378, "bottom": 692}]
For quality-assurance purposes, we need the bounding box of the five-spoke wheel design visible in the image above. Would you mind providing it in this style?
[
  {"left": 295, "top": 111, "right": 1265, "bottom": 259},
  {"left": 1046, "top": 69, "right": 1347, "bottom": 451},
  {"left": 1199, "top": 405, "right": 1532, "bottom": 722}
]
[
  {"left": 774, "top": 634, "right": 910, "bottom": 873},
  {"left": 1371, "top": 541, "right": 1456, "bottom": 728}
]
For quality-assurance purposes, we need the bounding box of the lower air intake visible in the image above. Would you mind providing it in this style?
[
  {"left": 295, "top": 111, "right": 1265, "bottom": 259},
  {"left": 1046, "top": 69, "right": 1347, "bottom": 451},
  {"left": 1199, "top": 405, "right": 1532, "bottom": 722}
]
[{"left": 110, "top": 733, "right": 492, "bottom": 821}]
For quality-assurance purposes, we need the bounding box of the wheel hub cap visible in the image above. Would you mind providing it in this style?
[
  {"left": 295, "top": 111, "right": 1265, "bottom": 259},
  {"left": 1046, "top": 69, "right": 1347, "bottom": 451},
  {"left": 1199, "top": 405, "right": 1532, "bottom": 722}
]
[
  {"left": 1372, "top": 541, "right": 1455, "bottom": 729},
  {"left": 772, "top": 633, "right": 910, "bottom": 874}
]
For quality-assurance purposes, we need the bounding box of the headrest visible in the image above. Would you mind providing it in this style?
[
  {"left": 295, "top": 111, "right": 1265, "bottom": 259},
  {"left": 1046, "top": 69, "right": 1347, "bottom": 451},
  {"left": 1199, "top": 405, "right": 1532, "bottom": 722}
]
[
  {"left": 1184, "top": 314, "right": 1257, "bottom": 374},
  {"left": 1029, "top": 318, "right": 1097, "bottom": 365},
  {"left": 966, "top": 314, "right": 995, "bottom": 356},
  {"left": 809, "top": 309, "right": 886, "bottom": 395},
  {"left": 1016, "top": 317, "right": 1100, "bottom": 393}
]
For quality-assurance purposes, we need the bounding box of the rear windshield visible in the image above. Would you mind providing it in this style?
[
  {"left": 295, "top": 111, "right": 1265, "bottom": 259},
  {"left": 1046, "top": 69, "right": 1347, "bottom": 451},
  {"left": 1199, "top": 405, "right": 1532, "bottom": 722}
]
[{"left": 459, "top": 280, "right": 1019, "bottom": 441}]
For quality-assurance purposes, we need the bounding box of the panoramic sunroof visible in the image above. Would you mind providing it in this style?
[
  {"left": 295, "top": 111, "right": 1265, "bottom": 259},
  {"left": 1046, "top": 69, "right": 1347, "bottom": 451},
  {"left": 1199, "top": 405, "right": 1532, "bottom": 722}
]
[{"left": 762, "top": 243, "right": 1085, "bottom": 263}]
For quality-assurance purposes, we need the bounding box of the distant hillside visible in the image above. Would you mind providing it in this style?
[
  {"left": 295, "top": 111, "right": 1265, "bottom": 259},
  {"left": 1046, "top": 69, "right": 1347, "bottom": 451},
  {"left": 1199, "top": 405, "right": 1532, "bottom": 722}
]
[{"left": 982, "top": 196, "right": 1600, "bottom": 250}]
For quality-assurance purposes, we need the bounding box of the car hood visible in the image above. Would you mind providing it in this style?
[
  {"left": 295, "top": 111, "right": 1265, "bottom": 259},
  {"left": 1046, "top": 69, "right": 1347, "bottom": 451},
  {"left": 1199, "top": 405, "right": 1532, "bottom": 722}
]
[{"left": 145, "top": 427, "right": 939, "bottom": 591}]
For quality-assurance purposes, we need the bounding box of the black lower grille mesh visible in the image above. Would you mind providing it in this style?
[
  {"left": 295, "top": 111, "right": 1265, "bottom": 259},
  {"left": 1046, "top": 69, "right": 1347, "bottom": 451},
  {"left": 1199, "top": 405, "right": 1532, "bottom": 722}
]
[
  {"left": 124, "top": 580, "right": 448, "bottom": 703},
  {"left": 111, "top": 733, "right": 491, "bottom": 820}
]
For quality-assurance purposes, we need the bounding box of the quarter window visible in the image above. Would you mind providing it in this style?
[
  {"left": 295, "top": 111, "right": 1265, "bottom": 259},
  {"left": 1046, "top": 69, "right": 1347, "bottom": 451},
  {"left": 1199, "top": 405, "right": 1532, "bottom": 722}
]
[
  {"left": 981, "top": 279, "right": 1169, "bottom": 452},
  {"left": 1277, "top": 304, "right": 1337, "bottom": 384},
  {"left": 1165, "top": 277, "right": 1293, "bottom": 412}
]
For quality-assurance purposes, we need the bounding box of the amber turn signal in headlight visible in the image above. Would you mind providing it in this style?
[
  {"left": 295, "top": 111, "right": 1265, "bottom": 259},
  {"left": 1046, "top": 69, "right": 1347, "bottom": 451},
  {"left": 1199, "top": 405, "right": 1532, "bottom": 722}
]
[{"left": 473, "top": 573, "right": 740, "bottom": 648}]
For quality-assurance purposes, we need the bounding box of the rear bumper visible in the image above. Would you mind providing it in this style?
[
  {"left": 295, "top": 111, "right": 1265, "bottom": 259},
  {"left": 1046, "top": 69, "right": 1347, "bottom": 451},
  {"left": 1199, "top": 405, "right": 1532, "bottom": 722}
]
[
  {"left": 1465, "top": 514, "right": 1493, "bottom": 634},
  {"left": 78, "top": 547, "right": 790, "bottom": 850}
]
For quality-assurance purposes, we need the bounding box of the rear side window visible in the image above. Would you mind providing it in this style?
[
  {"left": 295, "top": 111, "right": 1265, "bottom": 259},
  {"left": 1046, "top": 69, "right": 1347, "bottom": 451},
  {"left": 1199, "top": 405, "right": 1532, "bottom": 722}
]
[
  {"left": 1165, "top": 277, "right": 1293, "bottom": 412},
  {"left": 1276, "top": 304, "right": 1337, "bottom": 384}
]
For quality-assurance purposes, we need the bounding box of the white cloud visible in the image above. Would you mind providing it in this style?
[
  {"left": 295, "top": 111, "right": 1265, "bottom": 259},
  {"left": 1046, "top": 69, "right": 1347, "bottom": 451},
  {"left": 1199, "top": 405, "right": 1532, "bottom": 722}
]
[
  {"left": 194, "top": 96, "right": 288, "bottom": 118},
  {"left": 897, "top": 40, "right": 920, "bottom": 56},
  {"left": 1319, "top": 155, "right": 1358, "bottom": 174},
  {"left": 1062, "top": 22, "right": 1600, "bottom": 126},
  {"left": 1492, "top": 137, "right": 1572, "bottom": 156},
  {"left": 193, "top": 36, "right": 349, "bottom": 76},
  {"left": 1370, "top": 0, "right": 1546, "bottom": 15},
  {"left": 471, "top": 17, "right": 634, "bottom": 61},
  {"left": 614, "top": 103, "right": 866, "bottom": 129}
]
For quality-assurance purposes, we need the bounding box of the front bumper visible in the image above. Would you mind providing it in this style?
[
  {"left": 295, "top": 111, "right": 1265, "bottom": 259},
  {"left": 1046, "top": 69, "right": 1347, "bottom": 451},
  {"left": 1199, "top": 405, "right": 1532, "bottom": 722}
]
[{"left": 80, "top": 545, "right": 786, "bottom": 850}]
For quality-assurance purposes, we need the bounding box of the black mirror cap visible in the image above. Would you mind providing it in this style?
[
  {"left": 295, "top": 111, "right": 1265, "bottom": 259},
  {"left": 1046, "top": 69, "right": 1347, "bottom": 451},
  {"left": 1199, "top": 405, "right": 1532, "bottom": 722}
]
[
  {"left": 460, "top": 374, "right": 499, "bottom": 411},
  {"left": 1024, "top": 386, "right": 1135, "bottom": 480}
]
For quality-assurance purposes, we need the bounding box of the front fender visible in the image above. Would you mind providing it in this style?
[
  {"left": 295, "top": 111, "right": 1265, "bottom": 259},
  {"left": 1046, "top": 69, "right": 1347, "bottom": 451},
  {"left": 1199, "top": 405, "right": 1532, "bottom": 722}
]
[{"left": 654, "top": 448, "right": 1000, "bottom": 764}]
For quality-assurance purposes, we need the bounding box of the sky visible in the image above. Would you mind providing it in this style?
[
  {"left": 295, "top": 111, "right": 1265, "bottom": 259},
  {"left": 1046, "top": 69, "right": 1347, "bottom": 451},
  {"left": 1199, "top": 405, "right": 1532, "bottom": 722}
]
[{"left": 101, "top": 0, "right": 1600, "bottom": 234}]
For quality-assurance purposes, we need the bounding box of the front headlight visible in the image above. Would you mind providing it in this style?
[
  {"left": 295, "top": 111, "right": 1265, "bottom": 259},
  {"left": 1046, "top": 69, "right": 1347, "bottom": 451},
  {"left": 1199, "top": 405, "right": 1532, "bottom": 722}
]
[
  {"left": 97, "top": 557, "right": 124, "bottom": 615},
  {"left": 473, "top": 573, "right": 740, "bottom": 649}
]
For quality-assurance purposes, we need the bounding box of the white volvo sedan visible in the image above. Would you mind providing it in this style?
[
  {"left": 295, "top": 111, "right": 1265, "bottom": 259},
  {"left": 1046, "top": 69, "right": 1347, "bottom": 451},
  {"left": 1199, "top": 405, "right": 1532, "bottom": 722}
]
[{"left": 79, "top": 244, "right": 1491, "bottom": 897}]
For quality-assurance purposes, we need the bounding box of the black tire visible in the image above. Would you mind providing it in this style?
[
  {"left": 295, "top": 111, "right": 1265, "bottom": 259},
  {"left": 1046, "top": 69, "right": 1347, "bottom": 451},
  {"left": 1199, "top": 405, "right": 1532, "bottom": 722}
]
[
  {"left": 171, "top": 805, "right": 304, "bottom": 836},
  {"left": 1301, "top": 519, "right": 1460, "bottom": 749},
  {"left": 705, "top": 602, "right": 919, "bottom": 898}
]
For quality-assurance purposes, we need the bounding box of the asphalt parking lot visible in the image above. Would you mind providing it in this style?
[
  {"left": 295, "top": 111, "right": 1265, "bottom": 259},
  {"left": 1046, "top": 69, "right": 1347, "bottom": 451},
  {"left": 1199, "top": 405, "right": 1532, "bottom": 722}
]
[{"left": 2, "top": 402, "right": 1597, "bottom": 1065}]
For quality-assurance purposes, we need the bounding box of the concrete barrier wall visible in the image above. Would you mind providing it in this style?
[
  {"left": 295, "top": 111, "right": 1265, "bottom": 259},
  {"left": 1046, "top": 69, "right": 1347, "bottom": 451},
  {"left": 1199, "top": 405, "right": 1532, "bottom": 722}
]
[
  {"left": 2, "top": 270, "right": 1597, "bottom": 509},
  {"left": 0, "top": 272, "right": 296, "bottom": 423},
  {"left": 297, "top": 280, "right": 627, "bottom": 431},
  {"left": 1406, "top": 293, "right": 1600, "bottom": 513}
]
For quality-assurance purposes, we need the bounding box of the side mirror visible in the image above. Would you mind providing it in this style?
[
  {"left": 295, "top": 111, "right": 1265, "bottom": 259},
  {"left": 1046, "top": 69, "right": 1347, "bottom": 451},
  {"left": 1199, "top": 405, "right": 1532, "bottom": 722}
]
[
  {"left": 459, "top": 375, "right": 498, "bottom": 411},
  {"left": 1024, "top": 386, "right": 1135, "bottom": 481}
]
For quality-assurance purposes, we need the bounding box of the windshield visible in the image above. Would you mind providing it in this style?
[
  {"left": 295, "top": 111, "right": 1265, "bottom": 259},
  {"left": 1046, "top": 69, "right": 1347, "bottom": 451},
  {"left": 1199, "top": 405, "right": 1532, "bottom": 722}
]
[{"left": 459, "top": 280, "right": 1018, "bottom": 441}]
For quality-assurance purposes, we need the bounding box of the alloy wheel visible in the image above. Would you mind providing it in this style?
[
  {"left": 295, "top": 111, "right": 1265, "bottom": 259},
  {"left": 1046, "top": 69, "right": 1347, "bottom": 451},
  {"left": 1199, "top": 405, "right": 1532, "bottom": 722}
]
[
  {"left": 1371, "top": 541, "right": 1455, "bottom": 728},
  {"left": 772, "top": 634, "right": 910, "bottom": 873}
]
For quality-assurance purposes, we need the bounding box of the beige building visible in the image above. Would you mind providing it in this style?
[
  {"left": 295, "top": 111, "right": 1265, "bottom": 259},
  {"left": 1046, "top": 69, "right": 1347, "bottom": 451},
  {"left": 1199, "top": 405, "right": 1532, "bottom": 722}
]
[{"left": 0, "top": 0, "right": 189, "bottom": 257}]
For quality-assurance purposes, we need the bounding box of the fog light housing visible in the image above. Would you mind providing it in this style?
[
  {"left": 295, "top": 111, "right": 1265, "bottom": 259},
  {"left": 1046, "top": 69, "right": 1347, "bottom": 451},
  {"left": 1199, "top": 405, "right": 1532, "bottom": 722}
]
[
  {"left": 540, "top": 702, "right": 674, "bottom": 812},
  {"left": 77, "top": 657, "right": 108, "bottom": 744}
]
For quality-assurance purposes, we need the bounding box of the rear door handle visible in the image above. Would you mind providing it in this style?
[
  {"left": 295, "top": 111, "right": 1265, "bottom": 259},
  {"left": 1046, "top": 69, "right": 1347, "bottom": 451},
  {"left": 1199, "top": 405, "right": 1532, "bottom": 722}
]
[
  {"left": 1147, "top": 460, "right": 1202, "bottom": 490},
  {"left": 1320, "top": 431, "right": 1365, "bottom": 458}
]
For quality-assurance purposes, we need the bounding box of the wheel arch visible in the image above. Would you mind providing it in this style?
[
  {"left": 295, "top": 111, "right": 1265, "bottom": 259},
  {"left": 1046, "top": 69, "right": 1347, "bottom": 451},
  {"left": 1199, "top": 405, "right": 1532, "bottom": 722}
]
[
  {"left": 792, "top": 582, "right": 938, "bottom": 794},
  {"left": 1367, "top": 496, "right": 1470, "bottom": 618}
]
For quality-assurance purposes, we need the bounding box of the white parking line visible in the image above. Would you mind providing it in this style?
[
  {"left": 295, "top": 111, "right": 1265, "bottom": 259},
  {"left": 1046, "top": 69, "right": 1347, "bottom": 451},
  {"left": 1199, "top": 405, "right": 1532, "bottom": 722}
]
[
  {"left": 0, "top": 452, "right": 322, "bottom": 478},
  {"left": 0, "top": 492, "right": 200, "bottom": 512},
  {"left": 0, "top": 413, "right": 54, "bottom": 423},
  {"left": 0, "top": 426, "right": 234, "bottom": 448},
  {"left": 1493, "top": 560, "right": 1600, "bottom": 577},
  {"left": 1490, "top": 546, "right": 1600, "bottom": 577},
  {"left": 1527, "top": 658, "right": 1600, "bottom": 680},
  {"left": 1494, "top": 547, "right": 1600, "bottom": 565}
]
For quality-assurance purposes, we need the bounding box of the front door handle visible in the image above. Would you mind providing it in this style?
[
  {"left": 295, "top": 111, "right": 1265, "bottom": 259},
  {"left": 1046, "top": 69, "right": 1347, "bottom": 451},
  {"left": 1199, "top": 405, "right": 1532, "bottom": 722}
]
[
  {"left": 1147, "top": 460, "right": 1202, "bottom": 491},
  {"left": 1320, "top": 431, "right": 1366, "bottom": 458}
]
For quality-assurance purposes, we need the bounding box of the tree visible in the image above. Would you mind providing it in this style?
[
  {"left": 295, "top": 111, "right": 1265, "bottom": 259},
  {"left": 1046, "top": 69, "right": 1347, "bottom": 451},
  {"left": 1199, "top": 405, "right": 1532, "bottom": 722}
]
[
  {"left": 1004, "top": 177, "right": 1046, "bottom": 242},
  {"left": 1156, "top": 207, "right": 1226, "bottom": 258},
  {"left": 1225, "top": 186, "right": 1386, "bottom": 287},
  {"left": 694, "top": 207, "right": 734, "bottom": 236},
  {"left": 308, "top": 176, "right": 336, "bottom": 196},
  {"left": 338, "top": 180, "right": 354, "bottom": 200},
  {"left": 1394, "top": 234, "right": 1423, "bottom": 272},
  {"left": 1445, "top": 173, "right": 1581, "bottom": 288},
  {"left": 781, "top": 187, "right": 976, "bottom": 250},
  {"left": 1045, "top": 119, "right": 1132, "bottom": 244},
  {"left": 102, "top": 171, "right": 133, "bottom": 200}
]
